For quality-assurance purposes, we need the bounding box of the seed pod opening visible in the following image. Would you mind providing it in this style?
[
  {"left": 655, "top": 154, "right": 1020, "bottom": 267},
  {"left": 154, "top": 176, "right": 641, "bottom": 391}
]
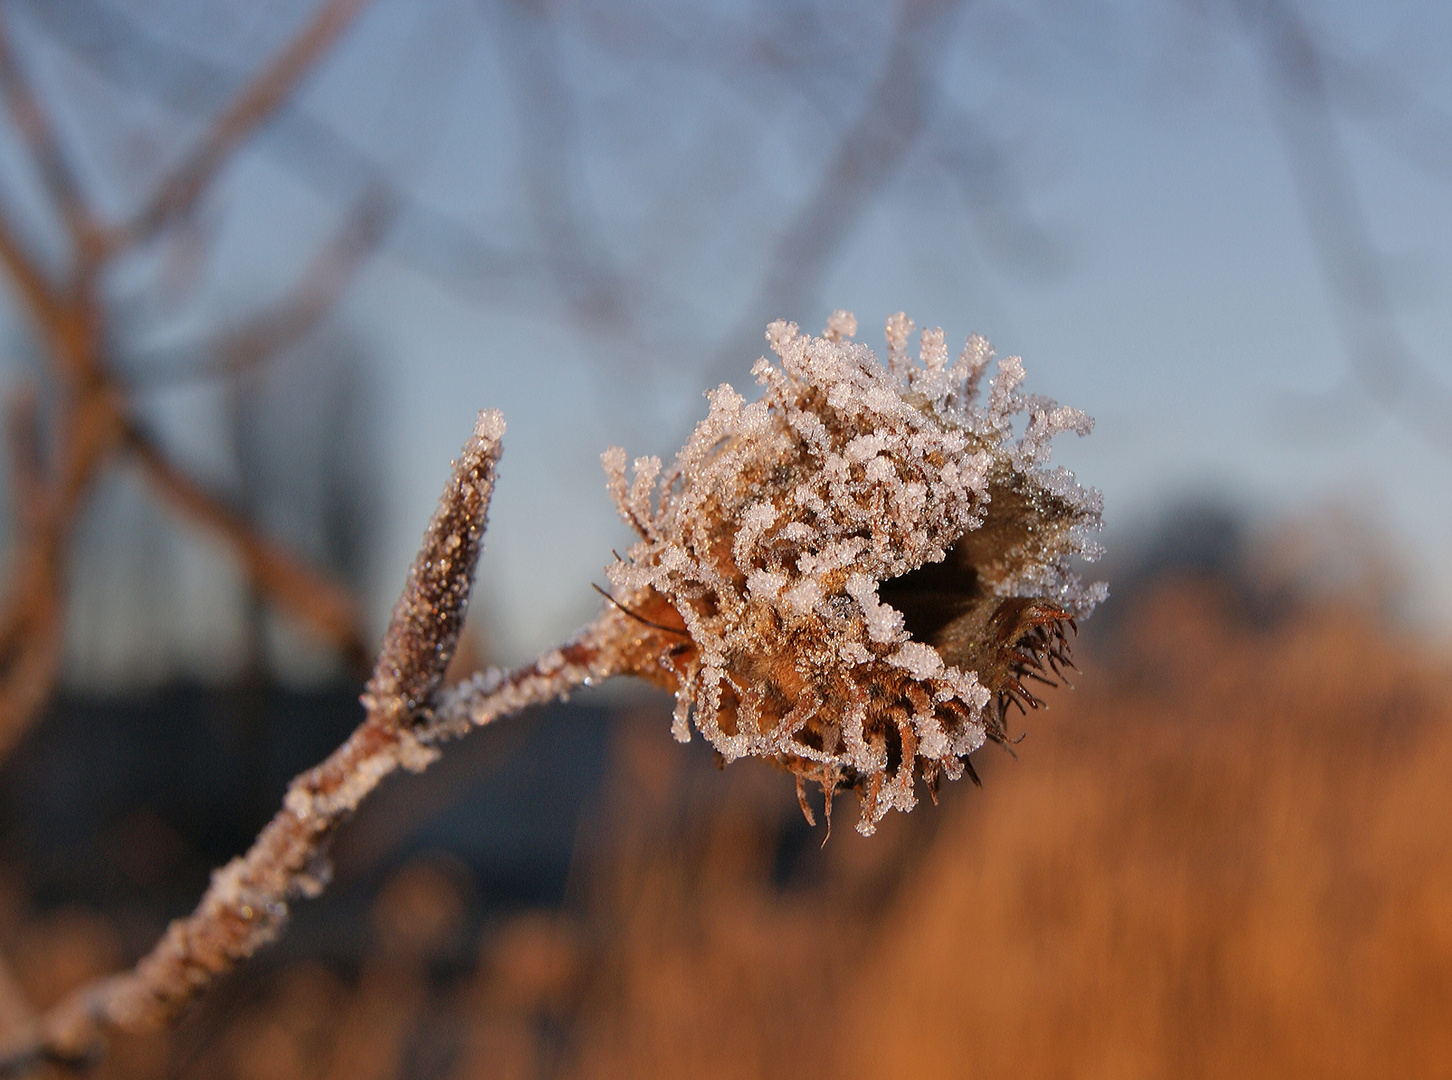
[{"left": 602, "top": 312, "right": 1105, "bottom": 834}]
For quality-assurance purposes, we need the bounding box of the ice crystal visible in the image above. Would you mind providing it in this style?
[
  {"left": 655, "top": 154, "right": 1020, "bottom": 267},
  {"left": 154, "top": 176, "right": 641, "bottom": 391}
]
[{"left": 602, "top": 313, "right": 1104, "bottom": 834}]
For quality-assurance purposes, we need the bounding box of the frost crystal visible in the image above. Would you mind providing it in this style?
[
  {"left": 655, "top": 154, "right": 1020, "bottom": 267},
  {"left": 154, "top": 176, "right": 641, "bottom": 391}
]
[{"left": 603, "top": 313, "right": 1104, "bottom": 834}]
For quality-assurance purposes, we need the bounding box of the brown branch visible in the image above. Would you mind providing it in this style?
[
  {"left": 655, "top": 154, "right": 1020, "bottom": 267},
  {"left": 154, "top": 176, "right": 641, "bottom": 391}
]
[
  {"left": 207, "top": 187, "right": 396, "bottom": 380},
  {"left": 0, "top": 410, "right": 510, "bottom": 1070},
  {"left": 0, "top": 386, "right": 63, "bottom": 754},
  {"left": 4, "top": 385, "right": 44, "bottom": 537},
  {"left": 0, "top": 12, "right": 94, "bottom": 252},
  {"left": 25, "top": 0, "right": 544, "bottom": 309},
  {"left": 706, "top": 0, "right": 965, "bottom": 387},
  {"left": 494, "top": 0, "right": 633, "bottom": 334},
  {"left": 106, "top": 0, "right": 373, "bottom": 255},
  {"left": 131, "top": 185, "right": 398, "bottom": 389},
  {"left": 0, "top": 387, "right": 125, "bottom": 760},
  {"left": 0, "top": 598, "right": 63, "bottom": 764},
  {"left": 0, "top": 412, "right": 659, "bottom": 1074},
  {"left": 121, "top": 420, "right": 371, "bottom": 673},
  {"left": 1249, "top": 0, "right": 1452, "bottom": 453},
  {"left": 0, "top": 207, "right": 58, "bottom": 326}
]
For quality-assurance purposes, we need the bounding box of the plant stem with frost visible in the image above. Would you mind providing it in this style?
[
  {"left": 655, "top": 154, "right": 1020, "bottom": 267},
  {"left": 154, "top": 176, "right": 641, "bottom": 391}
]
[
  {"left": 0, "top": 310, "right": 1106, "bottom": 1074},
  {"left": 0, "top": 410, "right": 574, "bottom": 1070}
]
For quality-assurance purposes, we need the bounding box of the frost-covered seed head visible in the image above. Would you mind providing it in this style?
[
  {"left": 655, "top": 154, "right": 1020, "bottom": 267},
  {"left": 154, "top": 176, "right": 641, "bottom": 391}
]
[{"left": 601, "top": 313, "right": 1105, "bottom": 835}]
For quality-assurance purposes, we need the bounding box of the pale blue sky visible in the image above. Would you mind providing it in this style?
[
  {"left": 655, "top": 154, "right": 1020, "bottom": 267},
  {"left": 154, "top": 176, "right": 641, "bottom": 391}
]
[
  {"left": 3, "top": 0, "right": 1450, "bottom": 678},
  {"left": 342, "top": 0, "right": 1452, "bottom": 659}
]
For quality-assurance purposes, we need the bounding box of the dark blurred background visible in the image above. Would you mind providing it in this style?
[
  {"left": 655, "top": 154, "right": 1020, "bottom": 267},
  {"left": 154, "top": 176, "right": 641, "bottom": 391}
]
[{"left": 0, "top": 1, "right": 1448, "bottom": 1076}]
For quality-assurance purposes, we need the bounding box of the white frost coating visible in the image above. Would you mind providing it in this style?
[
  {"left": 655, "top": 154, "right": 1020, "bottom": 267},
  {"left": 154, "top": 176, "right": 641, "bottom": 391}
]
[
  {"left": 473, "top": 408, "right": 507, "bottom": 444},
  {"left": 671, "top": 694, "right": 692, "bottom": 742},
  {"left": 601, "top": 447, "right": 629, "bottom": 520},
  {"left": 845, "top": 431, "right": 889, "bottom": 463},
  {"left": 733, "top": 500, "right": 779, "bottom": 564},
  {"left": 823, "top": 309, "right": 857, "bottom": 341},
  {"left": 600, "top": 312, "right": 1104, "bottom": 834},
  {"left": 747, "top": 569, "right": 786, "bottom": 602},
  {"left": 846, "top": 574, "right": 907, "bottom": 644},
  {"left": 888, "top": 641, "right": 944, "bottom": 679},
  {"left": 781, "top": 579, "right": 823, "bottom": 619},
  {"left": 920, "top": 326, "right": 949, "bottom": 372}
]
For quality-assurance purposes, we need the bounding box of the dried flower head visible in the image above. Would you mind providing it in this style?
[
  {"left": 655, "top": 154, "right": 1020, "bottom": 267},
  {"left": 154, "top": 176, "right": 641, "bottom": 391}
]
[
  {"left": 601, "top": 311, "right": 1105, "bottom": 834},
  {"left": 21, "top": 314, "right": 1103, "bottom": 1066}
]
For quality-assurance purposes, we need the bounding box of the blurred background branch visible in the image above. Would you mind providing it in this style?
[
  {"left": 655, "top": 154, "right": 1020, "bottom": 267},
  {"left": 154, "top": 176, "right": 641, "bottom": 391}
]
[
  {"left": 0, "top": 0, "right": 1445, "bottom": 1075},
  {"left": 0, "top": 0, "right": 383, "bottom": 753},
  {"left": 1241, "top": 0, "right": 1452, "bottom": 452}
]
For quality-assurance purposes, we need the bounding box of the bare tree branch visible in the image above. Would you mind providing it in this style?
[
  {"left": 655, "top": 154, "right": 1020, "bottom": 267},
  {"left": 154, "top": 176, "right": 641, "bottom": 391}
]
[
  {"left": 121, "top": 421, "right": 371, "bottom": 674},
  {"left": 0, "top": 12, "right": 94, "bottom": 253},
  {"left": 931, "top": 104, "right": 1066, "bottom": 281},
  {"left": 0, "top": 0, "right": 395, "bottom": 753},
  {"left": 106, "top": 0, "right": 374, "bottom": 254},
  {"left": 0, "top": 410, "right": 669, "bottom": 1074},
  {"left": 26, "top": 0, "right": 556, "bottom": 307},
  {"left": 1244, "top": 0, "right": 1452, "bottom": 452},
  {"left": 0, "top": 386, "right": 57, "bottom": 754},
  {"left": 1290, "top": 20, "right": 1452, "bottom": 187},
  {"left": 0, "top": 412, "right": 503, "bottom": 1069},
  {"left": 493, "top": 0, "right": 633, "bottom": 334},
  {"left": 0, "top": 203, "right": 59, "bottom": 325},
  {"left": 4, "top": 385, "right": 44, "bottom": 537},
  {"left": 130, "top": 186, "right": 398, "bottom": 389},
  {"left": 0, "top": 386, "right": 125, "bottom": 756},
  {"left": 706, "top": 0, "right": 966, "bottom": 386}
]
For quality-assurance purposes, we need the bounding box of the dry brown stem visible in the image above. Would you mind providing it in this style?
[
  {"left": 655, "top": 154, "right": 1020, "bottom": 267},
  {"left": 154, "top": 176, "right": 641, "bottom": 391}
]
[
  {"left": 1, "top": 410, "right": 505, "bottom": 1070},
  {"left": 0, "top": 387, "right": 124, "bottom": 757},
  {"left": 0, "top": 407, "right": 689, "bottom": 1075}
]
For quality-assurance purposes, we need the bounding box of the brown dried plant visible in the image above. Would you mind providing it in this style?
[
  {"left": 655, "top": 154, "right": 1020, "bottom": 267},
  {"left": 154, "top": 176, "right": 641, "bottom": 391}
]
[
  {"left": 0, "top": 309, "right": 1101, "bottom": 1072},
  {"left": 588, "top": 312, "right": 1103, "bottom": 834}
]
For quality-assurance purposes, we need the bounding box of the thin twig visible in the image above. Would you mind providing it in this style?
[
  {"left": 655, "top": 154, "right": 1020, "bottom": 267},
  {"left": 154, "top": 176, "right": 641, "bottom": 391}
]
[
  {"left": 23, "top": 0, "right": 541, "bottom": 309},
  {"left": 0, "top": 11, "right": 94, "bottom": 252},
  {"left": 1249, "top": 0, "right": 1452, "bottom": 453},
  {"left": 493, "top": 0, "right": 633, "bottom": 334},
  {"left": 0, "top": 411, "right": 664, "bottom": 1075},
  {"left": 0, "top": 411, "right": 505, "bottom": 1071},
  {"left": 120, "top": 420, "right": 371, "bottom": 674},
  {"left": 4, "top": 385, "right": 44, "bottom": 537},
  {"left": 0, "top": 206, "right": 58, "bottom": 326},
  {"left": 0, "top": 0, "right": 387, "bottom": 750},
  {"left": 129, "top": 186, "right": 398, "bottom": 390},
  {"left": 106, "top": 0, "right": 373, "bottom": 255},
  {"left": 0, "top": 388, "right": 124, "bottom": 758},
  {"left": 0, "top": 381, "right": 51, "bottom": 748},
  {"left": 706, "top": 0, "right": 965, "bottom": 387}
]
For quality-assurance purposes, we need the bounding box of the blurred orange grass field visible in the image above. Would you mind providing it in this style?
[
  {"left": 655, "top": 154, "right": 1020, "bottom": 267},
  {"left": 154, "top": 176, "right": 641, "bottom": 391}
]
[{"left": 5, "top": 570, "right": 1452, "bottom": 1080}]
